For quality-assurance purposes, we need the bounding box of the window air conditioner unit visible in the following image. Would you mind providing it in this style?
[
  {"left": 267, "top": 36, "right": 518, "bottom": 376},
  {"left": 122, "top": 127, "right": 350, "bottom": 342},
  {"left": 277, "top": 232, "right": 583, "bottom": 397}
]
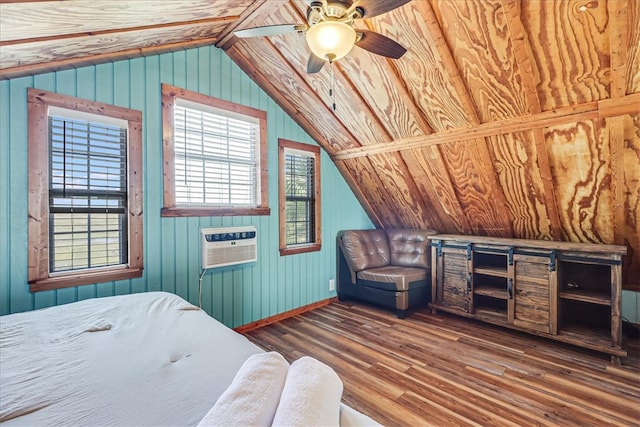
[{"left": 200, "top": 226, "right": 257, "bottom": 269}]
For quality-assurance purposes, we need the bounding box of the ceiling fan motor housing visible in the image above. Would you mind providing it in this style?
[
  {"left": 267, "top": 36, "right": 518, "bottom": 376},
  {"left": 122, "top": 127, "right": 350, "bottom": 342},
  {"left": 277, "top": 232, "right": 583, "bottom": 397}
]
[{"left": 307, "top": 1, "right": 363, "bottom": 26}]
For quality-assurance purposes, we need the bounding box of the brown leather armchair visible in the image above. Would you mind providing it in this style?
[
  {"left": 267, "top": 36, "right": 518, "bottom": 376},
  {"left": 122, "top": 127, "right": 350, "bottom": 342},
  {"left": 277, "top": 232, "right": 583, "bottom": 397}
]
[{"left": 336, "top": 229, "right": 437, "bottom": 318}]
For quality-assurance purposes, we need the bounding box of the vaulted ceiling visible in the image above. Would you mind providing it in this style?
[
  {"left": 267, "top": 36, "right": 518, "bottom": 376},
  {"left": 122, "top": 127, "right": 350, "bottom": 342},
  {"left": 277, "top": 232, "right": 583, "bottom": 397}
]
[{"left": 1, "top": 0, "right": 639, "bottom": 287}]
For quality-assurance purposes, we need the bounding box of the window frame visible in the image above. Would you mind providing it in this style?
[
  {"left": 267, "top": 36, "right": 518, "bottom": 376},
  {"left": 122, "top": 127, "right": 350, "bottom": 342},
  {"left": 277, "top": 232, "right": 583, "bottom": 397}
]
[
  {"left": 278, "top": 138, "right": 321, "bottom": 256},
  {"left": 161, "top": 84, "right": 269, "bottom": 217},
  {"left": 27, "top": 88, "right": 144, "bottom": 292}
]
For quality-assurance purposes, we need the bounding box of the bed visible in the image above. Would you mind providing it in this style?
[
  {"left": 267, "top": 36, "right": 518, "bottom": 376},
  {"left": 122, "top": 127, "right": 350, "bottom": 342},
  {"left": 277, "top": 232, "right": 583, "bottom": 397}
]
[{"left": 0, "top": 291, "right": 379, "bottom": 426}]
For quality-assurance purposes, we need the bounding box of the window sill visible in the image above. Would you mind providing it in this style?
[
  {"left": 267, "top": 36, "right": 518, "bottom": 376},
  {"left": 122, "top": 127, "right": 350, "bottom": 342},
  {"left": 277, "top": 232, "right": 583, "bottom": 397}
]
[
  {"left": 29, "top": 267, "right": 143, "bottom": 292},
  {"left": 280, "top": 243, "right": 322, "bottom": 256},
  {"left": 161, "top": 207, "right": 271, "bottom": 217}
]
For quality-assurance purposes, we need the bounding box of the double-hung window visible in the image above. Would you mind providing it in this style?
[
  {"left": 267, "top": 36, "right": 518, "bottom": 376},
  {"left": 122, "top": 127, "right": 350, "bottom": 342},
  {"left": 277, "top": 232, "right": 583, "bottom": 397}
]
[
  {"left": 278, "top": 139, "right": 321, "bottom": 255},
  {"left": 27, "top": 89, "right": 143, "bottom": 291},
  {"left": 161, "top": 84, "right": 269, "bottom": 217}
]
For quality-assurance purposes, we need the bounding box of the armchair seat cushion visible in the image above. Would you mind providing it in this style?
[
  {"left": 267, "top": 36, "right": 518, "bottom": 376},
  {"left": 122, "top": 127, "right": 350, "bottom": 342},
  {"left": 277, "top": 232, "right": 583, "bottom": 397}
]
[{"left": 357, "top": 266, "right": 427, "bottom": 291}]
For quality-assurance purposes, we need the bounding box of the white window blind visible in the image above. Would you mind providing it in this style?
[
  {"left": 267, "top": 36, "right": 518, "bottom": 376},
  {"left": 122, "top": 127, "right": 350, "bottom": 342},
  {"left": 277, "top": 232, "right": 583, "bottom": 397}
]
[
  {"left": 284, "top": 149, "right": 316, "bottom": 246},
  {"left": 173, "top": 102, "right": 259, "bottom": 207},
  {"left": 48, "top": 114, "right": 128, "bottom": 272}
]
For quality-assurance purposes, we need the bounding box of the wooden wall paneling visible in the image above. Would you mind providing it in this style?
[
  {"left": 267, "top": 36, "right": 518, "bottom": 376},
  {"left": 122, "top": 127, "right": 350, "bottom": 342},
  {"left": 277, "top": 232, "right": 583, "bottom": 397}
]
[
  {"left": 622, "top": 113, "right": 640, "bottom": 288},
  {"left": 3, "top": 22, "right": 230, "bottom": 70},
  {"left": 520, "top": 0, "right": 610, "bottom": 110},
  {"left": 225, "top": 40, "right": 361, "bottom": 152},
  {"left": 0, "top": 0, "right": 250, "bottom": 41},
  {"left": 485, "top": 132, "right": 554, "bottom": 240},
  {"left": 265, "top": 3, "right": 391, "bottom": 145},
  {"left": 286, "top": 0, "right": 432, "bottom": 141},
  {"left": 501, "top": 0, "right": 562, "bottom": 240},
  {"left": 0, "top": 21, "right": 235, "bottom": 79},
  {"left": 366, "top": 152, "right": 443, "bottom": 230},
  {"left": 0, "top": 80, "right": 10, "bottom": 314},
  {"left": 340, "top": 158, "right": 405, "bottom": 228},
  {"left": 422, "top": 1, "right": 514, "bottom": 237},
  {"left": 545, "top": 119, "right": 615, "bottom": 244},
  {"left": 416, "top": 0, "right": 481, "bottom": 129},
  {"left": 258, "top": 4, "right": 393, "bottom": 147},
  {"left": 432, "top": 0, "right": 528, "bottom": 122},
  {"left": 332, "top": 160, "right": 383, "bottom": 228},
  {"left": 400, "top": 148, "right": 468, "bottom": 234},
  {"left": 262, "top": 42, "right": 392, "bottom": 147},
  {"left": 382, "top": 0, "right": 469, "bottom": 131},
  {"left": 1, "top": 46, "right": 375, "bottom": 323},
  {"left": 607, "top": 0, "right": 632, "bottom": 278},
  {"left": 143, "top": 54, "right": 162, "bottom": 294},
  {"left": 340, "top": 11, "right": 435, "bottom": 138},
  {"left": 627, "top": 2, "right": 640, "bottom": 93},
  {"left": 439, "top": 138, "right": 514, "bottom": 237},
  {"left": 336, "top": 46, "right": 433, "bottom": 139}
]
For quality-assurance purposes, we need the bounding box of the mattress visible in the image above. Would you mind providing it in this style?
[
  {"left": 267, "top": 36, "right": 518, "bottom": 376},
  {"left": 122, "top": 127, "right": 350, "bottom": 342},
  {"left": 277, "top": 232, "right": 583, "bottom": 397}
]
[{"left": 0, "top": 292, "right": 376, "bottom": 426}]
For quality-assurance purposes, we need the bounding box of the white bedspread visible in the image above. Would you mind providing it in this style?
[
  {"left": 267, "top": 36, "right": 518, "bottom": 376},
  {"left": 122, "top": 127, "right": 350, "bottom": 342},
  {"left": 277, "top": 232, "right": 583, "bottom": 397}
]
[
  {"left": 0, "top": 292, "right": 379, "bottom": 427},
  {"left": 0, "top": 292, "right": 262, "bottom": 426}
]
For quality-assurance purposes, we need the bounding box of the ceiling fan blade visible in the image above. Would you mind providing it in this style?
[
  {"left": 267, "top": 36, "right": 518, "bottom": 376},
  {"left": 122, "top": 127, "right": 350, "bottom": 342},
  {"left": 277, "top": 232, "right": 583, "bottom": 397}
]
[
  {"left": 235, "top": 24, "right": 301, "bottom": 38},
  {"left": 307, "top": 53, "right": 326, "bottom": 74},
  {"left": 351, "top": 0, "right": 411, "bottom": 18},
  {"left": 355, "top": 29, "right": 407, "bottom": 59}
]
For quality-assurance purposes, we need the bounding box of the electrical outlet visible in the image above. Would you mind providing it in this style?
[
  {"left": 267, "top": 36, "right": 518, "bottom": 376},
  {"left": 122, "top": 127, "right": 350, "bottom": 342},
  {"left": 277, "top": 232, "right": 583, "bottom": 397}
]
[{"left": 329, "top": 279, "right": 335, "bottom": 291}]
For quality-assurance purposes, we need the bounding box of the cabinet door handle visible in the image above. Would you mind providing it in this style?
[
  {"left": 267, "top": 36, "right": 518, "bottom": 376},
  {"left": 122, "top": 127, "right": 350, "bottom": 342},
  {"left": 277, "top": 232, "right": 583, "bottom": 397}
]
[
  {"left": 508, "top": 278, "right": 513, "bottom": 300},
  {"left": 467, "top": 273, "right": 472, "bottom": 292}
]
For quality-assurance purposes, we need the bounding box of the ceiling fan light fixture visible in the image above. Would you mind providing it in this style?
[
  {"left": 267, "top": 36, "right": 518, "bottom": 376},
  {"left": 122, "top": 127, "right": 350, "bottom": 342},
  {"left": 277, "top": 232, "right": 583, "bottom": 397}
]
[{"left": 305, "top": 21, "right": 356, "bottom": 62}]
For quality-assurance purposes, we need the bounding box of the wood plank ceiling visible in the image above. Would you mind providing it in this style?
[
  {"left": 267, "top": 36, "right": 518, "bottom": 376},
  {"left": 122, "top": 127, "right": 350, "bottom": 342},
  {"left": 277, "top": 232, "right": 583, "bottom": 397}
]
[{"left": 1, "top": 0, "right": 639, "bottom": 288}]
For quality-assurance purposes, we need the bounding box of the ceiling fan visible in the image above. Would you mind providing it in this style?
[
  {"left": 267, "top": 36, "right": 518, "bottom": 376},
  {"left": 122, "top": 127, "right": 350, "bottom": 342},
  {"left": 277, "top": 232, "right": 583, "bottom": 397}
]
[{"left": 234, "top": 0, "right": 411, "bottom": 74}]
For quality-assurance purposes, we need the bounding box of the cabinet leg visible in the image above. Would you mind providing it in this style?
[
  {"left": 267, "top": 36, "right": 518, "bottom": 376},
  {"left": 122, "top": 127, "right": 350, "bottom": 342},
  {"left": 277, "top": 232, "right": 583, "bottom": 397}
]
[{"left": 611, "top": 355, "right": 621, "bottom": 366}]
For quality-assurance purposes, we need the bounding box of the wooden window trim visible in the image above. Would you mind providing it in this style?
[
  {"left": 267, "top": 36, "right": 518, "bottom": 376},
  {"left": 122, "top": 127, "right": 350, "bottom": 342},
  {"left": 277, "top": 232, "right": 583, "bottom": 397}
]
[
  {"left": 27, "top": 88, "right": 144, "bottom": 292},
  {"left": 278, "top": 138, "right": 321, "bottom": 256},
  {"left": 161, "top": 83, "right": 270, "bottom": 217}
]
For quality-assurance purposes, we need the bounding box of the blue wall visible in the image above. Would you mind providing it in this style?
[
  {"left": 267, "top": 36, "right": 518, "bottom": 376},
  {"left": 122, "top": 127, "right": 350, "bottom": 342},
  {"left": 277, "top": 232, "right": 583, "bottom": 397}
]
[{"left": 0, "top": 46, "right": 373, "bottom": 326}]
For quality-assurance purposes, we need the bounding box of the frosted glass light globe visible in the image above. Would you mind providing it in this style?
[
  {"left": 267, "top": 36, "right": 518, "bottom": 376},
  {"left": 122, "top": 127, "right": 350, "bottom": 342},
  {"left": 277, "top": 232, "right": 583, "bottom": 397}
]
[{"left": 306, "top": 21, "right": 356, "bottom": 62}]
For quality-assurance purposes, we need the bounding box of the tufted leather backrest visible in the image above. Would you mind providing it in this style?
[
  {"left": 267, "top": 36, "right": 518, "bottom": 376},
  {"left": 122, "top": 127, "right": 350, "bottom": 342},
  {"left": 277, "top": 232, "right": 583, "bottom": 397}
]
[
  {"left": 340, "top": 230, "right": 390, "bottom": 271},
  {"left": 386, "top": 229, "right": 437, "bottom": 269}
]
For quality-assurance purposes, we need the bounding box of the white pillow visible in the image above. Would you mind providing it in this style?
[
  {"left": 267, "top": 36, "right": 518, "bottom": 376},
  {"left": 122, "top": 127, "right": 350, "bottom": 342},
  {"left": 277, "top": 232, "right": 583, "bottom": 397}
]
[
  {"left": 197, "top": 351, "right": 289, "bottom": 427},
  {"left": 272, "top": 356, "right": 343, "bottom": 427}
]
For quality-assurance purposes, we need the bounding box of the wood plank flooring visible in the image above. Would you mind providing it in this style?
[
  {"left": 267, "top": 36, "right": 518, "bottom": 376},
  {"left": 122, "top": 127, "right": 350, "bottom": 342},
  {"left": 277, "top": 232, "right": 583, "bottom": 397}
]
[{"left": 245, "top": 302, "right": 640, "bottom": 427}]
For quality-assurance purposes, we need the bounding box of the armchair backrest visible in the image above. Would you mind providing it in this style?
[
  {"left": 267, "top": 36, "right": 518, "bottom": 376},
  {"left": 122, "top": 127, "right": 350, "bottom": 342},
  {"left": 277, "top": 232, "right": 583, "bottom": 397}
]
[
  {"left": 339, "top": 230, "right": 390, "bottom": 272},
  {"left": 386, "top": 229, "right": 437, "bottom": 269}
]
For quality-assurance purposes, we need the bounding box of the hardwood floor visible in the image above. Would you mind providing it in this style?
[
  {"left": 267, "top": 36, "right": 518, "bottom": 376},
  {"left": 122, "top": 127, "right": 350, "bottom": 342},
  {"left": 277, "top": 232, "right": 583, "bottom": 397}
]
[{"left": 245, "top": 301, "right": 640, "bottom": 427}]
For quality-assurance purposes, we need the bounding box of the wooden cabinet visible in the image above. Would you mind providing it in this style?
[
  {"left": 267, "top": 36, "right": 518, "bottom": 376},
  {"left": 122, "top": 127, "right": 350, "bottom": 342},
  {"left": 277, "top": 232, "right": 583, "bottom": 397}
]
[{"left": 429, "top": 235, "right": 627, "bottom": 364}]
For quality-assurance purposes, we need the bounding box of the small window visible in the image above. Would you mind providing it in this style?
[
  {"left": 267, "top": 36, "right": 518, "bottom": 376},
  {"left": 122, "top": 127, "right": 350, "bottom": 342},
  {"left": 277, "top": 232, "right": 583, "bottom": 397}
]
[
  {"left": 161, "top": 84, "right": 269, "bottom": 217},
  {"left": 278, "top": 139, "right": 321, "bottom": 256},
  {"left": 27, "top": 89, "right": 143, "bottom": 292}
]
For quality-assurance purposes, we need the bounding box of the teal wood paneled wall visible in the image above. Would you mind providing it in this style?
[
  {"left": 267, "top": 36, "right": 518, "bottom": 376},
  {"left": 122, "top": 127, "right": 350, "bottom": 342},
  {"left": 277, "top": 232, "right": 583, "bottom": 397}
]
[{"left": 0, "top": 46, "right": 373, "bottom": 326}]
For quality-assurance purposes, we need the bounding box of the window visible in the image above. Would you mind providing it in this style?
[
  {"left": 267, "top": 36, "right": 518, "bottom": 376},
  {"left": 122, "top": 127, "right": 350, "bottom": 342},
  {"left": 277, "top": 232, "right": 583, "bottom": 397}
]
[
  {"left": 161, "top": 84, "right": 269, "bottom": 217},
  {"left": 278, "top": 138, "right": 321, "bottom": 256},
  {"left": 27, "top": 89, "right": 143, "bottom": 292}
]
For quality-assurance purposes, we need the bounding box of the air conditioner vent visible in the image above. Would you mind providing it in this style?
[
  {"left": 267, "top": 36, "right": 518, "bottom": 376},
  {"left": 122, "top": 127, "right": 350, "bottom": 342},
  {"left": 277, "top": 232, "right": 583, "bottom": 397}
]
[{"left": 201, "top": 226, "right": 257, "bottom": 269}]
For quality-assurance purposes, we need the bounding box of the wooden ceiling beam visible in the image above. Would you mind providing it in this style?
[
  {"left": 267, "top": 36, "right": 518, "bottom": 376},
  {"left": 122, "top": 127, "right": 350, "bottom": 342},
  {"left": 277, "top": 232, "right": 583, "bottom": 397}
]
[
  {"left": 333, "top": 93, "right": 640, "bottom": 160},
  {"left": 501, "top": 0, "right": 562, "bottom": 241},
  {"left": 607, "top": 0, "right": 630, "bottom": 248},
  {"left": 1, "top": 16, "right": 236, "bottom": 46},
  {"left": 215, "top": 0, "right": 282, "bottom": 50}
]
